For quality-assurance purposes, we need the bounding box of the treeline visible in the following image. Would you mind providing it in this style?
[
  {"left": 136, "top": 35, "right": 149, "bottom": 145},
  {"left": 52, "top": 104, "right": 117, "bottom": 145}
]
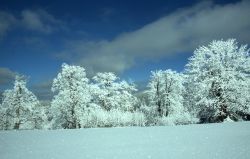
[{"left": 0, "top": 39, "right": 249, "bottom": 130}]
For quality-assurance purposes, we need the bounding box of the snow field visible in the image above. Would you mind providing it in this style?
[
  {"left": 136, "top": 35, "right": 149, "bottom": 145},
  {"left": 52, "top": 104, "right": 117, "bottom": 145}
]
[{"left": 1, "top": 122, "right": 250, "bottom": 159}]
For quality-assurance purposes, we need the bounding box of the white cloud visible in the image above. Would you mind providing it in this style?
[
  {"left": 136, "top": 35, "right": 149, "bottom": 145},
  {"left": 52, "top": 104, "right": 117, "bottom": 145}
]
[
  {"left": 21, "top": 9, "right": 62, "bottom": 33},
  {"left": 0, "top": 9, "right": 63, "bottom": 37},
  {"left": 21, "top": 10, "right": 48, "bottom": 32},
  {"left": 58, "top": 0, "right": 250, "bottom": 74}
]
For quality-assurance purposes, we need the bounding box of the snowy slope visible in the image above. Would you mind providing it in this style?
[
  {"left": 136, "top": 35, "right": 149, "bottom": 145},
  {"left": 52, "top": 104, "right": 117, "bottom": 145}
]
[{"left": 0, "top": 122, "right": 250, "bottom": 159}]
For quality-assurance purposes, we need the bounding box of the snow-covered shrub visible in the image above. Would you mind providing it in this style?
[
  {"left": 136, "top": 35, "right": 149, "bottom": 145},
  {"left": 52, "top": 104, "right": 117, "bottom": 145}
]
[
  {"left": 139, "top": 102, "right": 158, "bottom": 126},
  {"left": 131, "top": 111, "right": 146, "bottom": 126},
  {"left": 158, "top": 112, "right": 198, "bottom": 126},
  {"left": 107, "top": 109, "right": 145, "bottom": 127},
  {"left": 79, "top": 108, "right": 145, "bottom": 128}
]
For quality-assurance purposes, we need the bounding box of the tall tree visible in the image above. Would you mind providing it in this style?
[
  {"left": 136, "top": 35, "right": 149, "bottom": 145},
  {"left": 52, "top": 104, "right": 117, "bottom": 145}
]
[
  {"left": 185, "top": 39, "right": 250, "bottom": 122},
  {"left": 51, "top": 63, "right": 91, "bottom": 129},
  {"left": 0, "top": 75, "right": 40, "bottom": 130}
]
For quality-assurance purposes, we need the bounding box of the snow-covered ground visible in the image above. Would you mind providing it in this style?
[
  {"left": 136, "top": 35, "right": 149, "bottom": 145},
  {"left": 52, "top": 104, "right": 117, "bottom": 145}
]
[{"left": 0, "top": 122, "right": 250, "bottom": 159}]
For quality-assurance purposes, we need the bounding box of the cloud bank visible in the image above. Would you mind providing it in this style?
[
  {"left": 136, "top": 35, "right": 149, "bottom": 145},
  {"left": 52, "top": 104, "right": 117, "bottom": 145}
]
[{"left": 58, "top": 0, "right": 250, "bottom": 75}]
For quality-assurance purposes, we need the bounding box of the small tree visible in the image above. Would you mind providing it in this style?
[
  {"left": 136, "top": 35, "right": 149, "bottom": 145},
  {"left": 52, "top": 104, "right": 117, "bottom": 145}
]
[
  {"left": 51, "top": 63, "right": 91, "bottom": 129},
  {"left": 185, "top": 39, "right": 250, "bottom": 122},
  {"left": 0, "top": 75, "right": 40, "bottom": 130}
]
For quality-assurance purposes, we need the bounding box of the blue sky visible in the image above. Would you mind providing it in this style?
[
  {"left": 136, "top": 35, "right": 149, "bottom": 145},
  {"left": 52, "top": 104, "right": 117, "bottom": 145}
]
[{"left": 0, "top": 0, "right": 249, "bottom": 100}]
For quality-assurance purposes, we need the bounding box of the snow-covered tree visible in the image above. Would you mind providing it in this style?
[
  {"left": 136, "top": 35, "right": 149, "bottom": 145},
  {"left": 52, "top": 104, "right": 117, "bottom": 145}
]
[
  {"left": 147, "top": 70, "right": 183, "bottom": 116},
  {"left": 92, "top": 72, "right": 138, "bottom": 112},
  {"left": 116, "top": 80, "right": 138, "bottom": 111},
  {"left": 0, "top": 104, "right": 7, "bottom": 130},
  {"left": 146, "top": 69, "right": 191, "bottom": 125},
  {"left": 31, "top": 104, "right": 48, "bottom": 129},
  {"left": 0, "top": 75, "right": 40, "bottom": 130},
  {"left": 185, "top": 39, "right": 250, "bottom": 122},
  {"left": 51, "top": 63, "right": 91, "bottom": 129},
  {"left": 92, "top": 72, "right": 119, "bottom": 111},
  {"left": 88, "top": 72, "right": 144, "bottom": 127}
]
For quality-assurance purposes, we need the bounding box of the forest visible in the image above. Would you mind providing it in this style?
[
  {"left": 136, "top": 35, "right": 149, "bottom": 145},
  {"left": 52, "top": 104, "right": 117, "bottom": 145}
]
[{"left": 0, "top": 39, "right": 249, "bottom": 130}]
